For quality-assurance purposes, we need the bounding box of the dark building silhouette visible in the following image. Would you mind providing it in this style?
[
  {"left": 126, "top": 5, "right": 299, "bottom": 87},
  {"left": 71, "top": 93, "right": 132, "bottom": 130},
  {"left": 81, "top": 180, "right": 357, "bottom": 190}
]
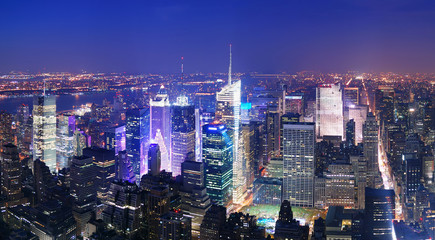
[
  {"left": 158, "top": 210, "right": 192, "bottom": 240},
  {"left": 83, "top": 147, "right": 116, "bottom": 204},
  {"left": 364, "top": 188, "right": 395, "bottom": 239},
  {"left": 148, "top": 143, "right": 161, "bottom": 177},
  {"left": 102, "top": 180, "right": 143, "bottom": 238},
  {"left": 70, "top": 155, "right": 97, "bottom": 236},
  {"left": 312, "top": 217, "right": 326, "bottom": 240},
  {"left": 5, "top": 200, "right": 76, "bottom": 239},
  {"left": 180, "top": 152, "right": 211, "bottom": 239},
  {"left": 33, "top": 158, "right": 56, "bottom": 204},
  {"left": 274, "top": 200, "right": 309, "bottom": 240},
  {"left": 221, "top": 212, "right": 265, "bottom": 240},
  {"left": 200, "top": 205, "right": 227, "bottom": 240},
  {"left": 346, "top": 119, "right": 356, "bottom": 147},
  {"left": 0, "top": 144, "right": 26, "bottom": 208}
]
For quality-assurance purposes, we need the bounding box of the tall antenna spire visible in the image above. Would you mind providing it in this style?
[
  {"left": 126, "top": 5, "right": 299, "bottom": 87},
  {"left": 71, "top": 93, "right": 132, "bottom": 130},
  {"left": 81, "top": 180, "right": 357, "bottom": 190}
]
[
  {"left": 228, "top": 44, "right": 232, "bottom": 85},
  {"left": 43, "top": 78, "right": 46, "bottom": 96},
  {"left": 181, "top": 56, "right": 184, "bottom": 81}
]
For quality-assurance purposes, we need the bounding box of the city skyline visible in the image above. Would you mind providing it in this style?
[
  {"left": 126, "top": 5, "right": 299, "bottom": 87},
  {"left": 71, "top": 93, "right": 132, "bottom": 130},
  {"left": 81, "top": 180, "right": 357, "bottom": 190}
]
[{"left": 0, "top": 1, "right": 434, "bottom": 239}]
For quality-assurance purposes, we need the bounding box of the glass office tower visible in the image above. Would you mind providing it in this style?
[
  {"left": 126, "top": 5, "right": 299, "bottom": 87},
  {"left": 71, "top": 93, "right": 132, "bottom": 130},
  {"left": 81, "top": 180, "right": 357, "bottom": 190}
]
[
  {"left": 33, "top": 95, "right": 57, "bottom": 172},
  {"left": 202, "top": 122, "right": 233, "bottom": 208}
]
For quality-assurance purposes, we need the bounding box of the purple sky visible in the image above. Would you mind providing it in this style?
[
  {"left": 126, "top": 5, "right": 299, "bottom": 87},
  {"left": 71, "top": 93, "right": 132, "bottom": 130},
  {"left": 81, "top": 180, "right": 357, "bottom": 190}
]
[{"left": 1, "top": 0, "right": 435, "bottom": 73}]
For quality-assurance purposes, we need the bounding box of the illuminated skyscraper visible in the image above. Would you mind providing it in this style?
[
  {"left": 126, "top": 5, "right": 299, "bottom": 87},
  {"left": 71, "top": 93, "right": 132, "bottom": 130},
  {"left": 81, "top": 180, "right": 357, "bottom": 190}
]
[
  {"left": 73, "top": 129, "right": 87, "bottom": 157},
  {"left": 105, "top": 125, "right": 126, "bottom": 155},
  {"left": 282, "top": 122, "right": 315, "bottom": 207},
  {"left": 116, "top": 150, "right": 136, "bottom": 183},
  {"left": 343, "top": 87, "right": 360, "bottom": 108},
  {"left": 33, "top": 95, "right": 57, "bottom": 172},
  {"left": 363, "top": 112, "right": 380, "bottom": 188},
  {"left": 150, "top": 86, "right": 171, "bottom": 172},
  {"left": 202, "top": 122, "right": 233, "bottom": 208},
  {"left": 171, "top": 96, "right": 195, "bottom": 176},
  {"left": 347, "top": 105, "right": 368, "bottom": 144},
  {"left": 126, "top": 108, "right": 149, "bottom": 184},
  {"left": 316, "top": 83, "right": 344, "bottom": 141},
  {"left": 325, "top": 163, "right": 355, "bottom": 208},
  {"left": 195, "top": 108, "right": 202, "bottom": 162},
  {"left": 215, "top": 45, "right": 244, "bottom": 205},
  {"left": 56, "top": 114, "right": 75, "bottom": 169},
  {"left": 16, "top": 104, "right": 32, "bottom": 156}
]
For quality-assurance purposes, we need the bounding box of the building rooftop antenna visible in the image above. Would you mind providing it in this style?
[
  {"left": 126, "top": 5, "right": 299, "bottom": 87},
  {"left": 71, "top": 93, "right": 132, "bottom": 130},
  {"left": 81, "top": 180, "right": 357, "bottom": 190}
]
[
  {"left": 43, "top": 78, "right": 46, "bottom": 96},
  {"left": 228, "top": 44, "right": 232, "bottom": 85},
  {"left": 181, "top": 56, "right": 184, "bottom": 81}
]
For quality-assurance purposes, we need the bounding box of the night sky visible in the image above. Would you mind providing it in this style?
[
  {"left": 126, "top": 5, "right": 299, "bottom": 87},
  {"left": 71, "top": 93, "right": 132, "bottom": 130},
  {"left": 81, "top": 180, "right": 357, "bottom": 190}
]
[{"left": 1, "top": 0, "right": 435, "bottom": 73}]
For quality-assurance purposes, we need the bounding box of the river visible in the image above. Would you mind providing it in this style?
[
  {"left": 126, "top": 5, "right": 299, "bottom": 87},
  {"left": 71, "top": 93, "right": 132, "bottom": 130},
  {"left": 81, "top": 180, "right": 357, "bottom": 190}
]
[{"left": 0, "top": 91, "right": 119, "bottom": 113}]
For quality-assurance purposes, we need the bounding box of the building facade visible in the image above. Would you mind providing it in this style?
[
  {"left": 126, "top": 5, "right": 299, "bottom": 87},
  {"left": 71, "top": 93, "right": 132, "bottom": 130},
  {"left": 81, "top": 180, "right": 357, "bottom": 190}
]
[
  {"left": 33, "top": 95, "right": 57, "bottom": 172},
  {"left": 282, "top": 122, "right": 315, "bottom": 207}
]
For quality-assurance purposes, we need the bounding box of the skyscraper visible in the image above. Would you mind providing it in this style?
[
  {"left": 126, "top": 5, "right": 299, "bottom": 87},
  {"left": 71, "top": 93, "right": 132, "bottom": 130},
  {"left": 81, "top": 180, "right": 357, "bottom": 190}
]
[
  {"left": 33, "top": 95, "right": 57, "bottom": 172},
  {"left": 347, "top": 105, "right": 368, "bottom": 144},
  {"left": 363, "top": 112, "right": 380, "bottom": 188},
  {"left": 148, "top": 143, "right": 161, "bottom": 176},
  {"left": 0, "top": 111, "right": 14, "bottom": 147},
  {"left": 343, "top": 87, "right": 360, "bottom": 108},
  {"left": 202, "top": 122, "right": 233, "bottom": 208},
  {"left": 316, "top": 83, "right": 344, "bottom": 141},
  {"left": 350, "top": 155, "right": 367, "bottom": 210},
  {"left": 0, "top": 143, "right": 26, "bottom": 207},
  {"left": 200, "top": 205, "right": 227, "bottom": 240},
  {"left": 33, "top": 158, "right": 56, "bottom": 204},
  {"left": 16, "top": 104, "right": 31, "bottom": 154},
  {"left": 105, "top": 124, "right": 126, "bottom": 155},
  {"left": 282, "top": 122, "right": 315, "bottom": 207},
  {"left": 346, "top": 119, "right": 356, "bottom": 147},
  {"left": 70, "top": 155, "right": 97, "bottom": 236},
  {"left": 16, "top": 104, "right": 33, "bottom": 156},
  {"left": 150, "top": 85, "right": 171, "bottom": 172},
  {"left": 171, "top": 96, "right": 195, "bottom": 176},
  {"left": 56, "top": 114, "right": 75, "bottom": 169},
  {"left": 215, "top": 45, "right": 244, "bottom": 205},
  {"left": 126, "top": 108, "right": 149, "bottom": 184},
  {"left": 403, "top": 153, "right": 422, "bottom": 201},
  {"left": 364, "top": 188, "right": 395, "bottom": 239},
  {"left": 195, "top": 108, "right": 202, "bottom": 162},
  {"left": 116, "top": 150, "right": 136, "bottom": 183},
  {"left": 73, "top": 129, "right": 88, "bottom": 157},
  {"left": 83, "top": 147, "right": 116, "bottom": 203},
  {"left": 102, "top": 180, "right": 143, "bottom": 238},
  {"left": 274, "top": 200, "right": 310, "bottom": 240},
  {"left": 325, "top": 163, "right": 355, "bottom": 208},
  {"left": 158, "top": 211, "right": 192, "bottom": 240},
  {"left": 180, "top": 152, "right": 211, "bottom": 238},
  {"left": 220, "top": 212, "right": 266, "bottom": 239}
]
